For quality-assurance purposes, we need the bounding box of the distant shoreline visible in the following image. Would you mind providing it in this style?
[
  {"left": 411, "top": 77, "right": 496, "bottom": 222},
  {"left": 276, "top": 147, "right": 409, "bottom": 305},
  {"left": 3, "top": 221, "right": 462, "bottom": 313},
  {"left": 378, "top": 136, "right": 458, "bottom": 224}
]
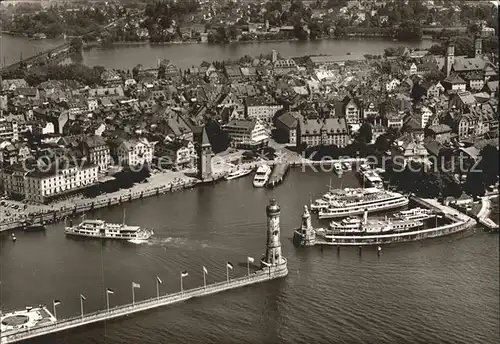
[{"left": 95, "top": 35, "right": 435, "bottom": 48}]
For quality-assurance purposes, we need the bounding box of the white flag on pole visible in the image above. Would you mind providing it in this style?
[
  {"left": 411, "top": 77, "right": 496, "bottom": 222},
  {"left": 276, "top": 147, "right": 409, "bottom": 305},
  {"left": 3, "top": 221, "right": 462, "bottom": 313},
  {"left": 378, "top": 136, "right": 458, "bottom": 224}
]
[
  {"left": 203, "top": 266, "right": 208, "bottom": 274},
  {"left": 247, "top": 257, "right": 255, "bottom": 263}
]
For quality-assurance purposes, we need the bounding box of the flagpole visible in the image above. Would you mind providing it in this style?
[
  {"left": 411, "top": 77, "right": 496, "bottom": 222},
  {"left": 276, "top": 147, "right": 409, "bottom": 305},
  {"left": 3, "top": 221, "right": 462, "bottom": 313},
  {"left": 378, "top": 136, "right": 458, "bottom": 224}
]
[
  {"left": 132, "top": 283, "right": 135, "bottom": 305},
  {"left": 106, "top": 292, "right": 110, "bottom": 313},
  {"left": 203, "top": 268, "right": 206, "bottom": 289},
  {"left": 226, "top": 264, "right": 229, "bottom": 283},
  {"left": 80, "top": 297, "right": 84, "bottom": 319},
  {"left": 53, "top": 302, "right": 57, "bottom": 321},
  {"left": 180, "top": 274, "right": 183, "bottom": 293},
  {"left": 156, "top": 279, "right": 160, "bottom": 300},
  {"left": 247, "top": 260, "right": 250, "bottom": 276}
]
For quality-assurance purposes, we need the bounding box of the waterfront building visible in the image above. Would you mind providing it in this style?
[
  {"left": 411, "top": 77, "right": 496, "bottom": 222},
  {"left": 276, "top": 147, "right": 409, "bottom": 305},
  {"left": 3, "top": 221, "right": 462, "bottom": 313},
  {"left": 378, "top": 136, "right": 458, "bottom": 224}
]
[
  {"left": 117, "top": 138, "right": 155, "bottom": 167},
  {"left": 223, "top": 119, "right": 269, "bottom": 149},
  {"left": 297, "top": 117, "right": 350, "bottom": 148},
  {"left": 224, "top": 65, "right": 243, "bottom": 80},
  {"left": 275, "top": 112, "right": 299, "bottom": 146},
  {"left": 155, "top": 140, "right": 195, "bottom": 171},
  {"left": 308, "top": 55, "right": 365, "bottom": 68},
  {"left": 273, "top": 59, "right": 298, "bottom": 75},
  {"left": 101, "top": 70, "right": 123, "bottom": 86},
  {"left": 2, "top": 162, "right": 99, "bottom": 203}
]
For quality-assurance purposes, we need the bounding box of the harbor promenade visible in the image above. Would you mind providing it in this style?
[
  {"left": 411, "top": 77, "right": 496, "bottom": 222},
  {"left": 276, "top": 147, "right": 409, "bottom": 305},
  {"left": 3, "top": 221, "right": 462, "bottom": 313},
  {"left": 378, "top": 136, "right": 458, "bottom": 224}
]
[
  {"left": 1, "top": 265, "right": 288, "bottom": 344},
  {"left": 1, "top": 156, "right": 368, "bottom": 232}
]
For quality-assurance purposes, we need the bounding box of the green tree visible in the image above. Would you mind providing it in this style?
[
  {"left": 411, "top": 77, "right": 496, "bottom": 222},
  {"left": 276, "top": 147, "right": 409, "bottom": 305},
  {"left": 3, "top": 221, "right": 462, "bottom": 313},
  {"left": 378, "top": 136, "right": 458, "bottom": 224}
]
[
  {"left": 357, "top": 122, "right": 373, "bottom": 144},
  {"left": 396, "top": 20, "right": 422, "bottom": 41}
]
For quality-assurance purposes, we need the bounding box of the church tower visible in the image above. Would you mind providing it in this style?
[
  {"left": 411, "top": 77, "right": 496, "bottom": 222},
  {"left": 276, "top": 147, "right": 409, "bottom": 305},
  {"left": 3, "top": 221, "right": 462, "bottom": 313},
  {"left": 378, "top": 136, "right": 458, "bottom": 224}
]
[
  {"left": 474, "top": 38, "right": 483, "bottom": 58},
  {"left": 445, "top": 43, "right": 455, "bottom": 77},
  {"left": 293, "top": 205, "right": 316, "bottom": 247},
  {"left": 262, "top": 199, "right": 287, "bottom": 270},
  {"left": 271, "top": 50, "right": 278, "bottom": 63},
  {"left": 196, "top": 126, "right": 212, "bottom": 181}
]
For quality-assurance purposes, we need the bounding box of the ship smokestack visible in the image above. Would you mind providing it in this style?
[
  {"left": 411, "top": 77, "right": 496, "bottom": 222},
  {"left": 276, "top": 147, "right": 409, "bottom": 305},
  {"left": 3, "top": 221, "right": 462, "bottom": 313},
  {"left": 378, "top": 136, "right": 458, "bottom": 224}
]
[{"left": 363, "top": 208, "right": 368, "bottom": 225}]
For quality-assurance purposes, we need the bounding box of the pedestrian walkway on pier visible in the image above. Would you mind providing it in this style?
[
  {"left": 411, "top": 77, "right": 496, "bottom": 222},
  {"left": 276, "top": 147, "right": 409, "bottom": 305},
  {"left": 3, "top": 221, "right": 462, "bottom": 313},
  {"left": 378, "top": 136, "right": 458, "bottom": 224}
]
[
  {"left": 1, "top": 199, "right": 289, "bottom": 344},
  {"left": 1, "top": 267, "right": 287, "bottom": 344}
]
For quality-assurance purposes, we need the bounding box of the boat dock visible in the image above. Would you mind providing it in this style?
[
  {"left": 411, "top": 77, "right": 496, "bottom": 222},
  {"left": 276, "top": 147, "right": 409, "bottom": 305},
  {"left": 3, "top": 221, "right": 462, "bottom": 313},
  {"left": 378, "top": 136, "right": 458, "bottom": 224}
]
[
  {"left": 293, "top": 197, "right": 477, "bottom": 247},
  {"left": 267, "top": 163, "right": 289, "bottom": 188}
]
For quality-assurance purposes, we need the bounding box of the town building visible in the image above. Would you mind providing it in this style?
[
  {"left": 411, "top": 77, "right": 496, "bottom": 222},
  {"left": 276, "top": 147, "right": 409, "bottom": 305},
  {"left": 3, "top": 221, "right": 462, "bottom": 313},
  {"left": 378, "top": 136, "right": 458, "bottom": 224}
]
[
  {"left": 117, "top": 138, "right": 155, "bottom": 167},
  {"left": 442, "top": 74, "right": 467, "bottom": 92},
  {"left": 223, "top": 119, "right": 269, "bottom": 149},
  {"left": 391, "top": 135, "right": 429, "bottom": 167},
  {"left": 245, "top": 96, "right": 283, "bottom": 122},
  {"left": 297, "top": 117, "right": 350, "bottom": 148},
  {"left": 155, "top": 140, "right": 195, "bottom": 171},
  {"left": 2, "top": 162, "right": 99, "bottom": 204},
  {"left": 425, "top": 124, "right": 453, "bottom": 144},
  {"left": 337, "top": 96, "right": 361, "bottom": 125},
  {"left": 275, "top": 112, "right": 299, "bottom": 146},
  {"left": 81, "top": 135, "right": 110, "bottom": 172},
  {"left": 0, "top": 119, "right": 19, "bottom": 142},
  {"left": 273, "top": 59, "right": 298, "bottom": 75}
]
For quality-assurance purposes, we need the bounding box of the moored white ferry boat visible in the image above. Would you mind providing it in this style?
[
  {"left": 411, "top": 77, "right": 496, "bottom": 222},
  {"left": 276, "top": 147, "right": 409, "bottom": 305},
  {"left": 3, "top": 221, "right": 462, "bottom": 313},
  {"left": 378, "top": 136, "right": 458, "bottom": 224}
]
[
  {"left": 253, "top": 164, "right": 272, "bottom": 187},
  {"left": 65, "top": 218, "right": 153, "bottom": 241},
  {"left": 317, "top": 188, "right": 409, "bottom": 219},
  {"left": 225, "top": 168, "right": 253, "bottom": 180},
  {"left": 327, "top": 211, "right": 423, "bottom": 236}
]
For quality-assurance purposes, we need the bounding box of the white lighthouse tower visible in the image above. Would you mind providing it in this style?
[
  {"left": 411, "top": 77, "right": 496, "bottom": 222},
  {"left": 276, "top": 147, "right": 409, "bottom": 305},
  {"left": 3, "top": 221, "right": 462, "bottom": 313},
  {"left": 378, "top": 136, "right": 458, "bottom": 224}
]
[{"left": 261, "top": 199, "right": 288, "bottom": 276}]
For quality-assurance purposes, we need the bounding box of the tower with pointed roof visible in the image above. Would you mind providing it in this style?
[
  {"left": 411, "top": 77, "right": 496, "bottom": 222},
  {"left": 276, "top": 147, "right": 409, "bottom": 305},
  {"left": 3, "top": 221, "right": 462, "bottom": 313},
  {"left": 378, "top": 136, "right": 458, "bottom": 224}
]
[
  {"left": 195, "top": 126, "right": 212, "bottom": 181},
  {"left": 474, "top": 38, "right": 483, "bottom": 58},
  {"left": 445, "top": 43, "right": 455, "bottom": 77}
]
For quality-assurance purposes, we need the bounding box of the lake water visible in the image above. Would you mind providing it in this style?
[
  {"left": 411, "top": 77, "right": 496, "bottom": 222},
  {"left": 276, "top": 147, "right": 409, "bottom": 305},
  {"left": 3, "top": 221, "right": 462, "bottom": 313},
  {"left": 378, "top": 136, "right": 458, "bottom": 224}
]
[
  {"left": 0, "top": 35, "right": 433, "bottom": 70},
  {"left": 1, "top": 169, "right": 498, "bottom": 344}
]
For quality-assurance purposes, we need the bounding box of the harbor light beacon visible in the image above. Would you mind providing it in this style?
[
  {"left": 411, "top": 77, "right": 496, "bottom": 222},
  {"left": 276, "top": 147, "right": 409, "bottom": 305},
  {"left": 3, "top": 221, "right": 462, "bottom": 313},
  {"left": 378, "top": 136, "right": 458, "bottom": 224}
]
[{"left": 263, "top": 199, "right": 285, "bottom": 267}]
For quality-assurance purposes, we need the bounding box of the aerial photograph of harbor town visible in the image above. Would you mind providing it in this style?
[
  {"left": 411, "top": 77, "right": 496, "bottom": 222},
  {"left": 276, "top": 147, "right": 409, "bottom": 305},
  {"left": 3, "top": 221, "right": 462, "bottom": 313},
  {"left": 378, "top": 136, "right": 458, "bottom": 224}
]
[{"left": 0, "top": 0, "right": 498, "bottom": 343}]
